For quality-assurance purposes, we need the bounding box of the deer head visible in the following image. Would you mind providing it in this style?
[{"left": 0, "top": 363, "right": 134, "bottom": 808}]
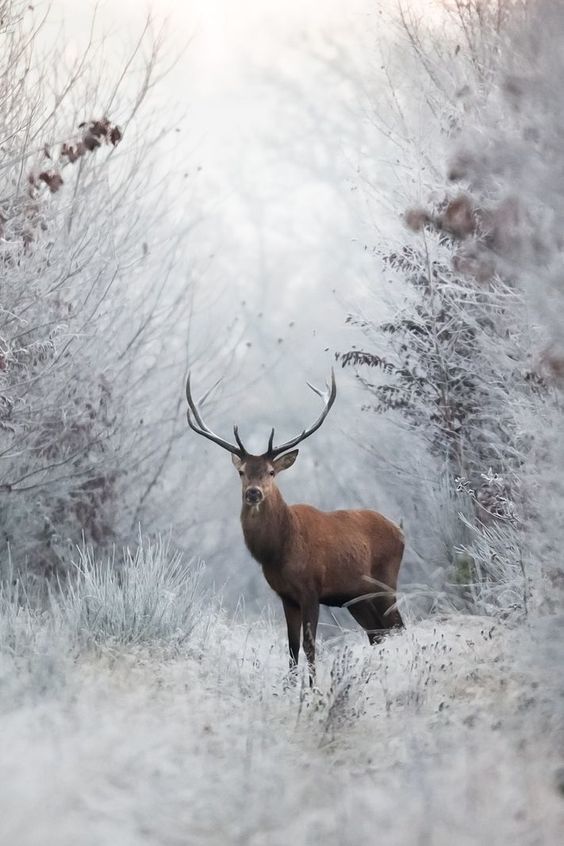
[
  {"left": 230, "top": 451, "right": 299, "bottom": 507},
  {"left": 185, "top": 369, "right": 337, "bottom": 507}
]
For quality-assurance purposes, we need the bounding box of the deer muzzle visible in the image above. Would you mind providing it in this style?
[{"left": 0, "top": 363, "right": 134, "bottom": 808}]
[{"left": 245, "top": 486, "right": 264, "bottom": 505}]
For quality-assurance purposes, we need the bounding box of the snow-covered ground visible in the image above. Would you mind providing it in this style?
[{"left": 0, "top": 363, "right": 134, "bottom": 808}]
[{"left": 0, "top": 547, "right": 562, "bottom": 845}]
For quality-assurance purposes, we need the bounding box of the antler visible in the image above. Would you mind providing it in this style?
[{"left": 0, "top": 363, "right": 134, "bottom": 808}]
[
  {"left": 266, "top": 368, "right": 337, "bottom": 458},
  {"left": 185, "top": 372, "right": 247, "bottom": 456}
]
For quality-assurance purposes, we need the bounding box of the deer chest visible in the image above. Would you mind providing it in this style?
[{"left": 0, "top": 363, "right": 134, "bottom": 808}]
[{"left": 260, "top": 559, "right": 316, "bottom": 605}]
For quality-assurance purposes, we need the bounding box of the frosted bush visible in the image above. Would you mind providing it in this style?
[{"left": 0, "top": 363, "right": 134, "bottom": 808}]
[{"left": 54, "top": 537, "right": 209, "bottom": 649}]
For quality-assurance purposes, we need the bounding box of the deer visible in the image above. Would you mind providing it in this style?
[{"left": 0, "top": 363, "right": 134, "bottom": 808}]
[{"left": 185, "top": 369, "right": 404, "bottom": 683}]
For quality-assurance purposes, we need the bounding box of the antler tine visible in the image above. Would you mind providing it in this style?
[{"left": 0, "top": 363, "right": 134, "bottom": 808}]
[
  {"left": 267, "top": 428, "right": 275, "bottom": 454},
  {"left": 185, "top": 373, "right": 209, "bottom": 431},
  {"left": 306, "top": 381, "right": 325, "bottom": 399},
  {"left": 233, "top": 425, "right": 247, "bottom": 454},
  {"left": 185, "top": 372, "right": 246, "bottom": 456},
  {"left": 267, "top": 368, "right": 337, "bottom": 457}
]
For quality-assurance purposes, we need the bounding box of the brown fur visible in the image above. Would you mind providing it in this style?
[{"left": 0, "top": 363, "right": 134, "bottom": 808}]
[{"left": 235, "top": 454, "right": 404, "bottom": 682}]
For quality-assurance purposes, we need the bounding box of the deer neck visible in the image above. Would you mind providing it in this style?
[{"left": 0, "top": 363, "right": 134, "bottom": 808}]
[{"left": 240, "top": 485, "right": 292, "bottom": 568}]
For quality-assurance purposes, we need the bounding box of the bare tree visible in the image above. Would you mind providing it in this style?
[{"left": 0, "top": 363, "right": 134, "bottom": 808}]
[
  {"left": 0, "top": 3, "right": 209, "bottom": 576},
  {"left": 333, "top": 0, "right": 550, "bottom": 615},
  {"left": 437, "top": 0, "right": 564, "bottom": 609}
]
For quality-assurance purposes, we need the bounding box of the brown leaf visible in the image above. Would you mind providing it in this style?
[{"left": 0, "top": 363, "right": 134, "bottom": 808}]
[
  {"left": 439, "top": 194, "right": 475, "bottom": 238},
  {"left": 447, "top": 152, "right": 473, "bottom": 182},
  {"left": 89, "top": 117, "right": 110, "bottom": 138},
  {"left": 404, "top": 207, "right": 431, "bottom": 232},
  {"left": 61, "top": 142, "right": 79, "bottom": 163},
  {"left": 110, "top": 125, "right": 123, "bottom": 146},
  {"left": 540, "top": 345, "right": 564, "bottom": 382},
  {"left": 486, "top": 197, "right": 522, "bottom": 253},
  {"left": 38, "top": 171, "right": 64, "bottom": 193},
  {"left": 83, "top": 134, "right": 101, "bottom": 152}
]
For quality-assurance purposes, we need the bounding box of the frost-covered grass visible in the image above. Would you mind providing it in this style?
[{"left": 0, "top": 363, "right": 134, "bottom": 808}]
[
  {"left": 54, "top": 538, "right": 209, "bottom": 649},
  {"left": 0, "top": 540, "right": 562, "bottom": 845}
]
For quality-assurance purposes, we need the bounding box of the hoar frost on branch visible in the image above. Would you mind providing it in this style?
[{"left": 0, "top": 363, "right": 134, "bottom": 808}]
[
  {"left": 340, "top": 0, "right": 557, "bottom": 615},
  {"left": 0, "top": 3, "right": 193, "bottom": 577},
  {"left": 439, "top": 0, "right": 564, "bottom": 607}
]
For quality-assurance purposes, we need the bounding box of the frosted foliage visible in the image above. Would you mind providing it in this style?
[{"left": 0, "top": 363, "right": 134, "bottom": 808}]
[
  {"left": 56, "top": 538, "right": 208, "bottom": 648},
  {"left": 342, "top": 233, "right": 531, "bottom": 487},
  {"left": 0, "top": 541, "right": 562, "bottom": 844},
  {"left": 339, "top": 2, "right": 547, "bottom": 614},
  {"left": 337, "top": 0, "right": 564, "bottom": 623},
  {"left": 449, "top": 0, "right": 564, "bottom": 353},
  {"left": 441, "top": 0, "right": 564, "bottom": 605},
  {"left": 0, "top": 3, "right": 193, "bottom": 575}
]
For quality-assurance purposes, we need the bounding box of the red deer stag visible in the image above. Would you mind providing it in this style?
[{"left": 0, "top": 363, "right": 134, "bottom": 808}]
[{"left": 185, "top": 369, "right": 404, "bottom": 682}]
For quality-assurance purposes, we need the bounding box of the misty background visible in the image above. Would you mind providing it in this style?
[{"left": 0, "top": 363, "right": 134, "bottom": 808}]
[
  {"left": 2, "top": 1, "right": 564, "bottom": 842},
  {"left": 45, "top": 0, "right": 417, "bottom": 605}
]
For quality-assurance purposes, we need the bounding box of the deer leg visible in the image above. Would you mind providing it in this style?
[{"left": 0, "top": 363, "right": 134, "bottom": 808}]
[
  {"left": 302, "top": 599, "right": 320, "bottom": 687},
  {"left": 282, "top": 598, "right": 301, "bottom": 671}
]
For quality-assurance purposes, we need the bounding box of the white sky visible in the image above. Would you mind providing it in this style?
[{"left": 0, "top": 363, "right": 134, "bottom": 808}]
[
  {"left": 46, "top": 0, "right": 414, "bottom": 482},
  {"left": 51, "top": 0, "right": 384, "bottom": 356}
]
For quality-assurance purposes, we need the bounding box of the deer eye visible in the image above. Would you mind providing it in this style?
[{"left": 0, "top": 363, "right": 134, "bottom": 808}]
[
  {"left": 239, "top": 471, "right": 244, "bottom": 477},
  {"left": 269, "top": 470, "right": 275, "bottom": 476}
]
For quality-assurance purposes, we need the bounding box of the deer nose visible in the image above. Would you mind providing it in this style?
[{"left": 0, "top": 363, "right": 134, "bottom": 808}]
[{"left": 245, "top": 486, "right": 263, "bottom": 504}]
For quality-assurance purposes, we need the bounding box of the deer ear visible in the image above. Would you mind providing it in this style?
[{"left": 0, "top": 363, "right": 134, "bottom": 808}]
[
  {"left": 273, "top": 449, "right": 299, "bottom": 473},
  {"left": 232, "top": 454, "right": 243, "bottom": 470}
]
